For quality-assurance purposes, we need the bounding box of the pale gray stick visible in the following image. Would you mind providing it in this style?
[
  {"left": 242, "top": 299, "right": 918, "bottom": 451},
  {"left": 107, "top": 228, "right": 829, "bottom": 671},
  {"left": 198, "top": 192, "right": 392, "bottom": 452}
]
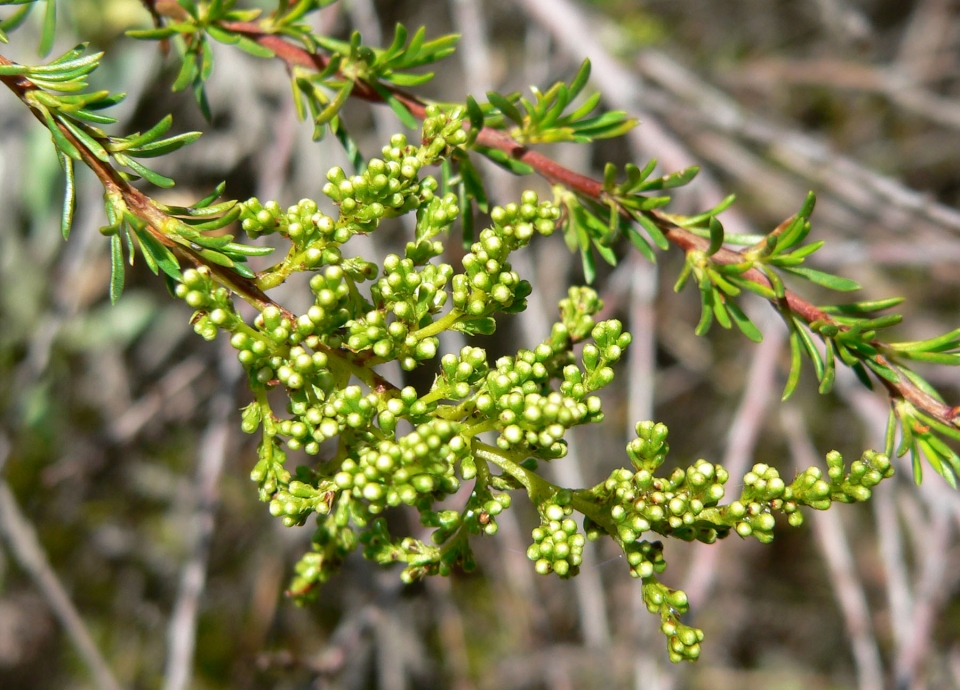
[
  {"left": 634, "top": 49, "right": 960, "bottom": 234},
  {"left": 895, "top": 0, "right": 955, "bottom": 81},
  {"left": 813, "top": 0, "right": 872, "bottom": 43},
  {"left": 781, "top": 408, "right": 885, "bottom": 690},
  {"left": 837, "top": 377, "right": 916, "bottom": 658},
  {"left": 893, "top": 499, "right": 954, "bottom": 690},
  {"left": 0, "top": 436, "right": 124, "bottom": 690},
  {"left": 161, "top": 354, "right": 240, "bottom": 690}
]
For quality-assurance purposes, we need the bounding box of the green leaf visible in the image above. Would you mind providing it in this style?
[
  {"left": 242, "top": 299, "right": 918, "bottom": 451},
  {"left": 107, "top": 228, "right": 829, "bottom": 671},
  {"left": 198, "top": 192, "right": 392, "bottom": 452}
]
[
  {"left": 885, "top": 409, "right": 897, "bottom": 458},
  {"left": 121, "top": 115, "right": 174, "bottom": 149},
  {"left": 637, "top": 166, "right": 698, "bottom": 192},
  {"left": 109, "top": 232, "right": 124, "bottom": 303},
  {"left": 199, "top": 36, "right": 214, "bottom": 82},
  {"left": 125, "top": 26, "right": 181, "bottom": 40},
  {"left": 625, "top": 225, "right": 656, "bottom": 263},
  {"left": 314, "top": 81, "right": 353, "bottom": 127},
  {"left": 57, "top": 150, "right": 75, "bottom": 239},
  {"left": 486, "top": 91, "right": 524, "bottom": 126},
  {"left": 331, "top": 118, "right": 365, "bottom": 172},
  {"left": 125, "top": 131, "right": 202, "bottom": 158},
  {"left": 681, "top": 194, "right": 737, "bottom": 227},
  {"left": 465, "top": 95, "right": 484, "bottom": 140},
  {"left": 221, "top": 242, "right": 273, "bottom": 257},
  {"left": 41, "top": 107, "right": 80, "bottom": 160},
  {"left": 594, "top": 240, "right": 617, "bottom": 267},
  {"left": 897, "top": 350, "right": 960, "bottom": 366},
  {"left": 889, "top": 327, "right": 960, "bottom": 353},
  {"left": 235, "top": 35, "right": 275, "bottom": 58},
  {"left": 863, "top": 358, "right": 900, "bottom": 384},
  {"left": 695, "top": 285, "right": 714, "bottom": 336},
  {"left": 38, "top": 0, "right": 55, "bottom": 57},
  {"left": 133, "top": 226, "right": 182, "bottom": 279},
  {"left": 795, "top": 320, "right": 825, "bottom": 382},
  {"left": 172, "top": 50, "right": 198, "bottom": 92},
  {"left": 205, "top": 24, "right": 240, "bottom": 45},
  {"left": 798, "top": 191, "right": 816, "bottom": 219},
  {"left": 782, "top": 266, "right": 861, "bottom": 292},
  {"left": 783, "top": 329, "right": 803, "bottom": 401},
  {"left": 726, "top": 300, "right": 762, "bottom": 343},
  {"left": 458, "top": 155, "right": 488, "bottom": 213},
  {"left": 114, "top": 153, "right": 176, "bottom": 187},
  {"left": 712, "top": 293, "right": 731, "bottom": 329},
  {"left": 580, "top": 245, "right": 597, "bottom": 284},
  {"left": 819, "top": 297, "right": 905, "bottom": 315},
  {"left": 370, "top": 81, "right": 419, "bottom": 129},
  {"left": 567, "top": 59, "right": 591, "bottom": 100},
  {"left": 851, "top": 362, "right": 873, "bottom": 390},
  {"left": 195, "top": 182, "right": 226, "bottom": 209},
  {"left": 474, "top": 145, "right": 535, "bottom": 175},
  {"left": 635, "top": 213, "right": 669, "bottom": 251},
  {"left": 706, "top": 216, "right": 723, "bottom": 256},
  {"left": 383, "top": 71, "right": 435, "bottom": 87},
  {"left": 197, "top": 247, "right": 235, "bottom": 268},
  {"left": 59, "top": 116, "right": 109, "bottom": 161},
  {"left": 459, "top": 182, "right": 474, "bottom": 250},
  {"left": 917, "top": 437, "right": 955, "bottom": 488},
  {"left": 819, "top": 338, "right": 837, "bottom": 394}
]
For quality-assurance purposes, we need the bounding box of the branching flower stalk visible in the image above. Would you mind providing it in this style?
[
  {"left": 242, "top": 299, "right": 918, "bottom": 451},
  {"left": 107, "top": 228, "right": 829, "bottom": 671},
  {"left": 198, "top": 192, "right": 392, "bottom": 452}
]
[{"left": 1, "top": 0, "right": 958, "bottom": 662}]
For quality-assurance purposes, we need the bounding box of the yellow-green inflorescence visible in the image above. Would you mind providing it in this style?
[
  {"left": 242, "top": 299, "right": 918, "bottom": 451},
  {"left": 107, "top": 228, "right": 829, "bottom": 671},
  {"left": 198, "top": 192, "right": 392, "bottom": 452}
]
[{"left": 167, "top": 107, "right": 895, "bottom": 662}]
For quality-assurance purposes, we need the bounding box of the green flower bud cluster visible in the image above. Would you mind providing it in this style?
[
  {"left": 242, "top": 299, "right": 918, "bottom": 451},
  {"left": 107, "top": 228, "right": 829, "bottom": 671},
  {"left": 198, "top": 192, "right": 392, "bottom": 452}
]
[
  {"left": 452, "top": 192, "right": 558, "bottom": 318},
  {"left": 173, "top": 266, "right": 240, "bottom": 341},
  {"left": 786, "top": 449, "right": 892, "bottom": 510},
  {"left": 578, "top": 319, "right": 632, "bottom": 392},
  {"left": 322, "top": 131, "right": 447, "bottom": 223},
  {"left": 723, "top": 463, "right": 786, "bottom": 543},
  {"left": 420, "top": 104, "right": 470, "bottom": 158},
  {"left": 584, "top": 422, "right": 736, "bottom": 570},
  {"left": 353, "top": 253, "right": 455, "bottom": 367},
  {"left": 626, "top": 420, "right": 670, "bottom": 472},
  {"left": 268, "top": 476, "right": 335, "bottom": 528},
  {"left": 458, "top": 486, "right": 512, "bottom": 538},
  {"left": 526, "top": 489, "right": 585, "bottom": 578},
  {"left": 333, "top": 419, "right": 466, "bottom": 513},
  {"left": 414, "top": 192, "right": 460, "bottom": 243},
  {"left": 324, "top": 156, "right": 416, "bottom": 221},
  {"left": 238, "top": 196, "right": 348, "bottom": 254},
  {"left": 824, "top": 449, "right": 893, "bottom": 502},
  {"left": 474, "top": 343, "right": 606, "bottom": 457},
  {"left": 302, "top": 266, "right": 361, "bottom": 345},
  {"left": 250, "top": 438, "right": 291, "bottom": 504},
  {"left": 438, "top": 346, "right": 489, "bottom": 400},
  {"left": 357, "top": 516, "right": 479, "bottom": 582},
  {"left": 289, "top": 504, "right": 361, "bottom": 603},
  {"left": 641, "top": 573, "right": 704, "bottom": 663},
  {"left": 558, "top": 285, "right": 605, "bottom": 341}
]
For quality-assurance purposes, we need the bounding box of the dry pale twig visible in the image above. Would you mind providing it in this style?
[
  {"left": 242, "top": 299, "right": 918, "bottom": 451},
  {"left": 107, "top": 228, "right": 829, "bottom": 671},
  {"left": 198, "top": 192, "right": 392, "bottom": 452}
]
[
  {"left": 161, "top": 353, "right": 240, "bottom": 690},
  {"left": 0, "top": 436, "right": 124, "bottom": 690}
]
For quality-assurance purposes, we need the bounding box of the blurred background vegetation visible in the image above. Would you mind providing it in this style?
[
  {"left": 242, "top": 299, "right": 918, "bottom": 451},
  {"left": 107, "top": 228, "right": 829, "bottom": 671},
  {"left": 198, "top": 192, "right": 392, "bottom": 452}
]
[{"left": 2, "top": 0, "right": 960, "bottom": 688}]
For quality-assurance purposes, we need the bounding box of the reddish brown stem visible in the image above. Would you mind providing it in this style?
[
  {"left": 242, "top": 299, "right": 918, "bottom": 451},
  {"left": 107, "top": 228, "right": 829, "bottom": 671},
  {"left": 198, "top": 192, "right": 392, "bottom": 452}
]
[{"left": 221, "top": 20, "right": 960, "bottom": 427}]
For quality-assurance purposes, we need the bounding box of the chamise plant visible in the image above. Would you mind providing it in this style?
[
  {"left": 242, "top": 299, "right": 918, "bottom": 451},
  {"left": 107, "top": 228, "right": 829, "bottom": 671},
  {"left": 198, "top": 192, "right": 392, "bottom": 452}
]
[{"left": 3, "top": 0, "right": 960, "bottom": 664}]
